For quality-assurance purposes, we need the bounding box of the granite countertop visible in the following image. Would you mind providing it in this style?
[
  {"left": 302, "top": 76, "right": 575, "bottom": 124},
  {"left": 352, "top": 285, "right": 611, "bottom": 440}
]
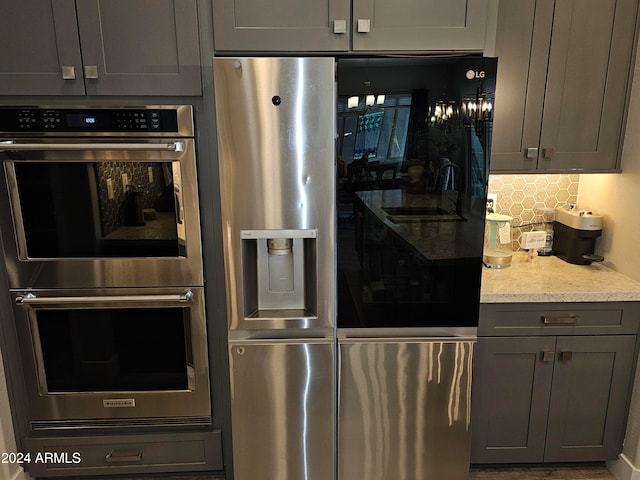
[{"left": 481, "top": 251, "right": 640, "bottom": 303}]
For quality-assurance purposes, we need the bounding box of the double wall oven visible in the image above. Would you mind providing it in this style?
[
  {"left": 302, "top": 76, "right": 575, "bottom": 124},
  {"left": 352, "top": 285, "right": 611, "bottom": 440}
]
[{"left": 0, "top": 105, "right": 210, "bottom": 430}]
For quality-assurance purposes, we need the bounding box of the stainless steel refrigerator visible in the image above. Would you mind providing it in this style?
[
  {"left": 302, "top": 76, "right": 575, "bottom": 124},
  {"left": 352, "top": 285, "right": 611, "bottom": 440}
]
[
  {"left": 214, "top": 55, "right": 495, "bottom": 480},
  {"left": 213, "top": 57, "right": 336, "bottom": 480}
]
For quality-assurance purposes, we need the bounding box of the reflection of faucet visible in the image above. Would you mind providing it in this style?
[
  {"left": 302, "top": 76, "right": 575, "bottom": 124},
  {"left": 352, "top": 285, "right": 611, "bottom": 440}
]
[
  {"left": 435, "top": 160, "right": 461, "bottom": 213},
  {"left": 435, "top": 159, "right": 460, "bottom": 191}
]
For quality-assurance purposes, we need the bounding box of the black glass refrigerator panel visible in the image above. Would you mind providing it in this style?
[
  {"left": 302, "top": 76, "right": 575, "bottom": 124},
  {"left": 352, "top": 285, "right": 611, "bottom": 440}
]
[{"left": 336, "top": 56, "right": 497, "bottom": 328}]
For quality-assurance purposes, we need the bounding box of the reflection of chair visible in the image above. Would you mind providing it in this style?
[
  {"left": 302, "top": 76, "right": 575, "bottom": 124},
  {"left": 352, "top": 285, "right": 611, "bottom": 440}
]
[{"left": 347, "top": 162, "right": 397, "bottom": 191}]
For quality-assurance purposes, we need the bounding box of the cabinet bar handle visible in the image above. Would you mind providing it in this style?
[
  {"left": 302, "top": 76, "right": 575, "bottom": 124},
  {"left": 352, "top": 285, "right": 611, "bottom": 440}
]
[
  {"left": 541, "top": 314, "right": 577, "bottom": 325},
  {"left": 61, "top": 65, "right": 76, "bottom": 80},
  {"left": 560, "top": 351, "right": 573, "bottom": 362},
  {"left": 525, "top": 147, "right": 538, "bottom": 159},
  {"left": 542, "top": 147, "right": 555, "bottom": 158},
  {"left": 105, "top": 450, "right": 142, "bottom": 463},
  {"left": 84, "top": 65, "right": 99, "bottom": 79},
  {"left": 333, "top": 19, "right": 347, "bottom": 34},
  {"left": 541, "top": 351, "right": 554, "bottom": 362},
  {"left": 357, "top": 19, "right": 371, "bottom": 33}
]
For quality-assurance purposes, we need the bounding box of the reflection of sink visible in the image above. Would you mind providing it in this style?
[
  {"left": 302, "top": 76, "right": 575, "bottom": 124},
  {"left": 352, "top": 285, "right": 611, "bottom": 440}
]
[
  {"left": 382, "top": 207, "right": 446, "bottom": 216},
  {"left": 382, "top": 206, "right": 466, "bottom": 224}
]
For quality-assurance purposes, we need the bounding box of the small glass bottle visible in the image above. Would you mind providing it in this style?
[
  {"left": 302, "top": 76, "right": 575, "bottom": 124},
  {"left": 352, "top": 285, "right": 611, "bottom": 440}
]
[{"left": 534, "top": 207, "right": 555, "bottom": 256}]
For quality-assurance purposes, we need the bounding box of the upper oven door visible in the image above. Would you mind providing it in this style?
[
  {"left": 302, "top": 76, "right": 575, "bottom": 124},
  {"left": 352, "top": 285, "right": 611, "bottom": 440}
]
[{"left": 0, "top": 138, "right": 203, "bottom": 288}]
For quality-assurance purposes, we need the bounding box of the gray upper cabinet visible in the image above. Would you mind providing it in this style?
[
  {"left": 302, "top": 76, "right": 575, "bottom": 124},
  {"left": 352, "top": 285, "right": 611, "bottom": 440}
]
[
  {"left": 213, "top": 0, "right": 351, "bottom": 51},
  {"left": 213, "top": 0, "right": 492, "bottom": 52},
  {"left": 0, "top": 1, "right": 85, "bottom": 96},
  {"left": 490, "top": 0, "right": 640, "bottom": 172},
  {"left": 351, "top": 0, "right": 491, "bottom": 51},
  {"left": 0, "top": 0, "right": 202, "bottom": 96}
]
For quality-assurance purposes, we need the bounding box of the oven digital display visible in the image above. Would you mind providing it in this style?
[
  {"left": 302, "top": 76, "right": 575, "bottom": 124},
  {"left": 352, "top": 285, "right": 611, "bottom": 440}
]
[{"left": 66, "top": 113, "right": 104, "bottom": 128}]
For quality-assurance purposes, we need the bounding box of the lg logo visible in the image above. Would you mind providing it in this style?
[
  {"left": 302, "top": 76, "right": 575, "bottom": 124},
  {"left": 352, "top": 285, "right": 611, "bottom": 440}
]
[{"left": 466, "top": 69, "right": 486, "bottom": 80}]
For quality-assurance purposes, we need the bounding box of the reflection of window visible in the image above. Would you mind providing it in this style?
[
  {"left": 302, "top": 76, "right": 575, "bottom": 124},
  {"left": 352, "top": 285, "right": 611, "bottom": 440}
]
[{"left": 337, "top": 94, "right": 411, "bottom": 164}]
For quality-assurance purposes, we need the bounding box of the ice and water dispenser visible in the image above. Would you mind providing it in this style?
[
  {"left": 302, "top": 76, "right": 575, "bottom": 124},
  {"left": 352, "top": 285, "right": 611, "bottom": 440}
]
[{"left": 240, "top": 229, "right": 318, "bottom": 319}]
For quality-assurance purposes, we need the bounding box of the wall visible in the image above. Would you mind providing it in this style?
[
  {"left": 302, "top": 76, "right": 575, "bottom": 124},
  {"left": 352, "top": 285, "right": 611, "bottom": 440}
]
[
  {"left": 0, "top": 345, "right": 28, "bottom": 480},
  {"left": 577, "top": 67, "right": 640, "bottom": 282},
  {"left": 579, "top": 34, "right": 640, "bottom": 480}
]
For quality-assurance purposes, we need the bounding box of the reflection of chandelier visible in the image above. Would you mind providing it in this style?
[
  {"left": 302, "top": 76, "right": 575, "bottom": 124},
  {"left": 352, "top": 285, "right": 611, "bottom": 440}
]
[
  {"left": 429, "top": 99, "right": 458, "bottom": 127},
  {"left": 462, "top": 88, "right": 494, "bottom": 133},
  {"left": 347, "top": 80, "right": 386, "bottom": 109},
  {"left": 348, "top": 94, "right": 385, "bottom": 109}
]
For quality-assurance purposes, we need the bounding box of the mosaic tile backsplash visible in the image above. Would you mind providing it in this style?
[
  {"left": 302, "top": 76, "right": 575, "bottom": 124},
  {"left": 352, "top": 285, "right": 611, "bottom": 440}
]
[{"left": 488, "top": 174, "right": 580, "bottom": 250}]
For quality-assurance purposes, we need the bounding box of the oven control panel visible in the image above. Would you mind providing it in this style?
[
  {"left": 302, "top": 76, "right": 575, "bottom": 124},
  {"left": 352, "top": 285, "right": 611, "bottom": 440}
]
[{"left": 0, "top": 107, "right": 180, "bottom": 134}]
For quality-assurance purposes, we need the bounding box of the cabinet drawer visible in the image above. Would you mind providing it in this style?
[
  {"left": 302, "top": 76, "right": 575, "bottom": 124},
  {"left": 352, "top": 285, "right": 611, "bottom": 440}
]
[
  {"left": 23, "top": 431, "right": 223, "bottom": 477},
  {"left": 479, "top": 302, "right": 640, "bottom": 336}
]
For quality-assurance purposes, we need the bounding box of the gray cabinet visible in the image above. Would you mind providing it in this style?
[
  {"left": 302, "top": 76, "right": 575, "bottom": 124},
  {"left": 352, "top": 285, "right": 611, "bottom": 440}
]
[
  {"left": 490, "top": 0, "right": 639, "bottom": 172},
  {"left": 0, "top": 0, "right": 202, "bottom": 96},
  {"left": 213, "top": 0, "right": 492, "bottom": 52},
  {"left": 22, "top": 431, "right": 223, "bottom": 477},
  {"left": 471, "top": 336, "right": 555, "bottom": 463},
  {"left": 471, "top": 303, "right": 640, "bottom": 464}
]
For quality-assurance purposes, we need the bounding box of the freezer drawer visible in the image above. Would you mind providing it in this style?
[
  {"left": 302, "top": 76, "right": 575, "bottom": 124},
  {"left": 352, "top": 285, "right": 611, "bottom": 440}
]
[
  {"left": 338, "top": 338, "right": 475, "bottom": 480},
  {"left": 228, "top": 339, "right": 334, "bottom": 480}
]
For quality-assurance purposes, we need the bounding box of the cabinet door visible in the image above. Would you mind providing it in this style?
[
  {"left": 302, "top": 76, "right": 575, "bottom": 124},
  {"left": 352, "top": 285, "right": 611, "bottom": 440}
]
[
  {"left": 538, "top": 0, "right": 638, "bottom": 171},
  {"left": 489, "top": 0, "right": 554, "bottom": 171},
  {"left": 212, "top": 0, "right": 350, "bottom": 51},
  {"left": 0, "top": 0, "right": 85, "bottom": 95},
  {"left": 75, "top": 0, "right": 202, "bottom": 96},
  {"left": 228, "top": 340, "right": 335, "bottom": 480},
  {"left": 471, "top": 336, "right": 556, "bottom": 463},
  {"left": 545, "top": 335, "right": 636, "bottom": 462},
  {"left": 352, "top": 0, "right": 490, "bottom": 51}
]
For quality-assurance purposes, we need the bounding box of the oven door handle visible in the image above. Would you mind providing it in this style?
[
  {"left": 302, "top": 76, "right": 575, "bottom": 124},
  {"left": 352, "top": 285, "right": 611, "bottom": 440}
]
[
  {"left": 0, "top": 141, "right": 184, "bottom": 152},
  {"left": 15, "top": 290, "right": 194, "bottom": 306}
]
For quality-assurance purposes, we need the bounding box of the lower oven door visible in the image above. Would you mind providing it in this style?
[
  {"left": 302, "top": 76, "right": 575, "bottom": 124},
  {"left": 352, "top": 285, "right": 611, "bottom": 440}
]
[{"left": 11, "top": 286, "right": 211, "bottom": 430}]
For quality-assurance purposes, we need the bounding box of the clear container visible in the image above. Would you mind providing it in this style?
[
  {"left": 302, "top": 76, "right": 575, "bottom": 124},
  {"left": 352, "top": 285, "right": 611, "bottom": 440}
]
[
  {"left": 483, "top": 212, "right": 513, "bottom": 268},
  {"left": 534, "top": 207, "right": 555, "bottom": 256}
]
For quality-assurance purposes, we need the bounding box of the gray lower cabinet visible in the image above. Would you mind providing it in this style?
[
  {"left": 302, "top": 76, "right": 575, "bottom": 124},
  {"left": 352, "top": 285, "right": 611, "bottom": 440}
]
[
  {"left": 22, "top": 431, "right": 223, "bottom": 477},
  {"left": 471, "top": 336, "right": 555, "bottom": 463},
  {"left": 490, "top": 0, "right": 640, "bottom": 172},
  {"left": 471, "top": 303, "right": 640, "bottom": 464},
  {"left": 0, "top": 0, "right": 202, "bottom": 96},
  {"left": 212, "top": 0, "right": 492, "bottom": 52}
]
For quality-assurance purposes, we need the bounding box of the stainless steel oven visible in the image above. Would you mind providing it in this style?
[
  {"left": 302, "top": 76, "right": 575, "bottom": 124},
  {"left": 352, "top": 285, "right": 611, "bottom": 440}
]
[
  {"left": 0, "top": 105, "right": 202, "bottom": 289},
  {"left": 0, "top": 106, "right": 211, "bottom": 432},
  {"left": 11, "top": 286, "right": 210, "bottom": 430}
]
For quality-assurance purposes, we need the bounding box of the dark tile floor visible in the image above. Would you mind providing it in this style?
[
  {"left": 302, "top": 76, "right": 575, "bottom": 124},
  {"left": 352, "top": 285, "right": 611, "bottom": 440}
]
[
  {"left": 470, "top": 464, "right": 615, "bottom": 479},
  {"left": 68, "top": 464, "right": 615, "bottom": 479}
]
